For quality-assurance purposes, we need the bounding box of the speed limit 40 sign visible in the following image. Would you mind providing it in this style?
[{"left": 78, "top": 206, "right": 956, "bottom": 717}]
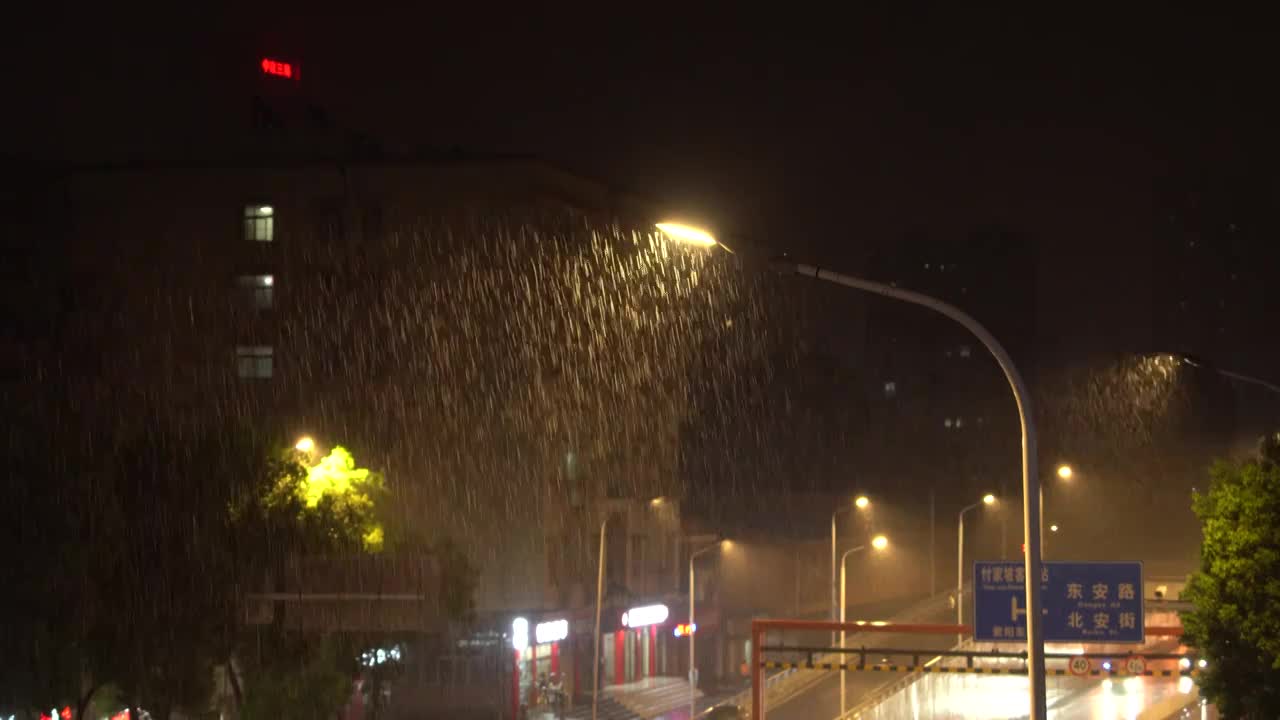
[{"left": 1069, "top": 656, "right": 1091, "bottom": 676}]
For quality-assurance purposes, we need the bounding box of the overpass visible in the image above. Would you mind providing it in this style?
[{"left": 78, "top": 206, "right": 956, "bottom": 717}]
[{"left": 747, "top": 601, "right": 1208, "bottom": 720}]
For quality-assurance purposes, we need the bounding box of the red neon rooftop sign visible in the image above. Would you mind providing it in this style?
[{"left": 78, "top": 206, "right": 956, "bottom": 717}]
[{"left": 261, "top": 58, "right": 296, "bottom": 79}]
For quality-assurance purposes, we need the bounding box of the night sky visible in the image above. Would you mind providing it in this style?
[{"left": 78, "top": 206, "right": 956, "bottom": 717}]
[{"left": 5, "top": 9, "right": 1278, "bottom": 366}]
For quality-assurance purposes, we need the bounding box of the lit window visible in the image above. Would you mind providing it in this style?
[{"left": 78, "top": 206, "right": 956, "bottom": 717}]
[
  {"left": 959, "top": 345, "right": 971, "bottom": 358},
  {"left": 244, "top": 205, "right": 275, "bottom": 242},
  {"left": 944, "top": 418, "right": 953, "bottom": 429},
  {"left": 883, "top": 381, "right": 897, "bottom": 398},
  {"left": 236, "top": 274, "right": 275, "bottom": 310},
  {"left": 955, "top": 417, "right": 964, "bottom": 428},
  {"left": 236, "top": 345, "right": 273, "bottom": 379}
]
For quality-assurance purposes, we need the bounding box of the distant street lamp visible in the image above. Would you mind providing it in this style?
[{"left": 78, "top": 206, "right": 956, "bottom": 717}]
[
  {"left": 1043, "top": 465, "right": 1075, "bottom": 557},
  {"left": 831, "top": 495, "right": 872, "bottom": 641},
  {"left": 1050, "top": 524, "right": 1060, "bottom": 533},
  {"left": 689, "top": 539, "right": 731, "bottom": 720},
  {"left": 592, "top": 498, "right": 665, "bottom": 720},
  {"left": 294, "top": 435, "right": 316, "bottom": 454},
  {"left": 839, "top": 535, "right": 889, "bottom": 715},
  {"left": 958, "top": 494, "right": 997, "bottom": 644},
  {"left": 658, "top": 222, "right": 1048, "bottom": 720}
]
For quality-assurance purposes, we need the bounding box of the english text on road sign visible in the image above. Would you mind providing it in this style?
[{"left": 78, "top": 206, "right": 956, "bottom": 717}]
[{"left": 974, "top": 561, "right": 1144, "bottom": 643}]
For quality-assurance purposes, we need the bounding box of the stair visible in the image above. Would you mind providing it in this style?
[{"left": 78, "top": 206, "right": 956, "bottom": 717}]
[
  {"left": 608, "top": 677, "right": 699, "bottom": 718},
  {"left": 561, "top": 694, "right": 640, "bottom": 719}
]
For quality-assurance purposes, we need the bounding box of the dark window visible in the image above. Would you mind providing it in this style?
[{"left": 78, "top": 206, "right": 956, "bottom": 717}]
[
  {"left": 236, "top": 345, "right": 273, "bottom": 379},
  {"left": 236, "top": 274, "right": 274, "bottom": 310}
]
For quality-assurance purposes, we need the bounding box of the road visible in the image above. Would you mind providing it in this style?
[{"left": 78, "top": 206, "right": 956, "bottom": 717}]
[
  {"left": 765, "top": 598, "right": 959, "bottom": 720},
  {"left": 767, "top": 634, "right": 1196, "bottom": 719}
]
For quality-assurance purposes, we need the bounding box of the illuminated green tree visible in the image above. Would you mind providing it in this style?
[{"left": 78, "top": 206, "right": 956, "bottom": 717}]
[
  {"left": 1183, "top": 433, "right": 1280, "bottom": 718},
  {"left": 263, "top": 445, "right": 387, "bottom": 553}
]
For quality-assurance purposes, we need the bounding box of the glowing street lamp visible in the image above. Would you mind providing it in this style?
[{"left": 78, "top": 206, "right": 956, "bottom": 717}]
[
  {"left": 830, "top": 495, "right": 873, "bottom": 640},
  {"left": 592, "top": 497, "right": 665, "bottom": 720},
  {"left": 1056, "top": 464, "right": 1073, "bottom": 480},
  {"left": 839, "top": 535, "right": 889, "bottom": 714},
  {"left": 689, "top": 539, "right": 732, "bottom": 719},
  {"left": 656, "top": 220, "right": 1047, "bottom": 720},
  {"left": 294, "top": 435, "right": 316, "bottom": 454},
  {"left": 958, "top": 495, "right": 997, "bottom": 644},
  {"left": 655, "top": 222, "right": 718, "bottom": 247}
]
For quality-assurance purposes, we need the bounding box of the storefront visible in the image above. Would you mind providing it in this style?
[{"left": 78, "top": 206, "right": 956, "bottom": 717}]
[
  {"left": 511, "top": 616, "right": 573, "bottom": 714},
  {"left": 601, "top": 603, "right": 669, "bottom": 685}
]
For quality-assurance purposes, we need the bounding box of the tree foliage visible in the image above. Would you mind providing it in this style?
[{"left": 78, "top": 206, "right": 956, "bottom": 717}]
[{"left": 1183, "top": 432, "right": 1280, "bottom": 718}]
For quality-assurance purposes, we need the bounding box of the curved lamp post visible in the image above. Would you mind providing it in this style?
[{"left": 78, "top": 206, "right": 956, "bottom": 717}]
[{"left": 657, "top": 223, "right": 1048, "bottom": 720}]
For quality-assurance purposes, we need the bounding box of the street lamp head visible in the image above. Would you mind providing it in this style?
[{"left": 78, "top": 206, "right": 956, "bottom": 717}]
[
  {"left": 871, "top": 534, "right": 889, "bottom": 551},
  {"left": 294, "top": 436, "right": 315, "bottom": 453},
  {"left": 650, "top": 496, "right": 666, "bottom": 507},
  {"left": 854, "top": 495, "right": 870, "bottom": 510},
  {"left": 720, "top": 539, "right": 733, "bottom": 550},
  {"left": 1050, "top": 524, "right": 1059, "bottom": 533},
  {"left": 982, "top": 493, "right": 997, "bottom": 506},
  {"left": 1057, "top": 464, "right": 1073, "bottom": 480},
  {"left": 655, "top": 222, "right": 717, "bottom": 248}
]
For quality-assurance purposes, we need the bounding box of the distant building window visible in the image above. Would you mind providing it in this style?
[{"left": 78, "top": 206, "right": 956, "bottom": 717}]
[
  {"left": 244, "top": 205, "right": 275, "bottom": 242},
  {"left": 236, "top": 345, "right": 273, "bottom": 379},
  {"left": 237, "top": 274, "right": 275, "bottom": 310},
  {"left": 944, "top": 418, "right": 953, "bottom": 429},
  {"left": 959, "top": 345, "right": 971, "bottom": 358},
  {"left": 883, "top": 381, "right": 897, "bottom": 398},
  {"left": 955, "top": 417, "right": 964, "bottom": 428}
]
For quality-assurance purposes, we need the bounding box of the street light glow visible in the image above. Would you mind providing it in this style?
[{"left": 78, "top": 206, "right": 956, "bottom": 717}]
[
  {"left": 649, "top": 496, "right": 665, "bottom": 506},
  {"left": 982, "top": 493, "right": 997, "bottom": 505},
  {"left": 854, "top": 495, "right": 870, "bottom": 510},
  {"left": 295, "top": 436, "right": 315, "bottom": 453},
  {"left": 871, "top": 534, "right": 889, "bottom": 551},
  {"left": 655, "top": 222, "right": 717, "bottom": 247},
  {"left": 1050, "top": 524, "right": 1059, "bottom": 532},
  {"left": 720, "top": 539, "right": 733, "bottom": 550},
  {"left": 1057, "top": 464, "right": 1073, "bottom": 480}
]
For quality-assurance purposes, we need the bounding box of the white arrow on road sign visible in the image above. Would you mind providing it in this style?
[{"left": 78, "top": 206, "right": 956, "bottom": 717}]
[{"left": 1010, "top": 597, "right": 1026, "bottom": 622}]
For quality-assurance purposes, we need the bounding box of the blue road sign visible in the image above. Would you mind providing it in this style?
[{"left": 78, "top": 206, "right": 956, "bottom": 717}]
[{"left": 974, "top": 561, "right": 1144, "bottom": 643}]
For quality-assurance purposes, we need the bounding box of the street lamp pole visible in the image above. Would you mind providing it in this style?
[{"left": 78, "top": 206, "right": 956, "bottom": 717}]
[
  {"left": 656, "top": 225, "right": 1047, "bottom": 719},
  {"left": 831, "top": 496, "right": 869, "bottom": 645},
  {"left": 839, "top": 535, "right": 887, "bottom": 717},
  {"left": 781, "top": 262, "right": 1047, "bottom": 720},
  {"left": 689, "top": 542, "right": 726, "bottom": 720},
  {"left": 957, "top": 496, "right": 993, "bottom": 645},
  {"left": 591, "top": 515, "right": 608, "bottom": 720}
]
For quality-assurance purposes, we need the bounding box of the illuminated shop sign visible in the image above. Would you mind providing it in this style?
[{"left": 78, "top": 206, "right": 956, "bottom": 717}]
[
  {"left": 621, "top": 604, "right": 669, "bottom": 628},
  {"left": 535, "top": 618, "right": 569, "bottom": 644}
]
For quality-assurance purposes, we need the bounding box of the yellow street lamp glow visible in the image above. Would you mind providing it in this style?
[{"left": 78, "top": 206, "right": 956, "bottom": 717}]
[
  {"left": 982, "top": 493, "right": 997, "bottom": 505},
  {"left": 871, "top": 534, "right": 889, "bottom": 551},
  {"left": 650, "top": 496, "right": 666, "bottom": 506},
  {"left": 295, "top": 436, "right": 315, "bottom": 453},
  {"left": 656, "top": 222, "right": 717, "bottom": 247},
  {"left": 720, "top": 539, "right": 733, "bottom": 550},
  {"left": 1050, "top": 524, "right": 1059, "bottom": 532},
  {"left": 854, "top": 495, "right": 870, "bottom": 510},
  {"left": 1057, "top": 464, "right": 1073, "bottom": 480}
]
